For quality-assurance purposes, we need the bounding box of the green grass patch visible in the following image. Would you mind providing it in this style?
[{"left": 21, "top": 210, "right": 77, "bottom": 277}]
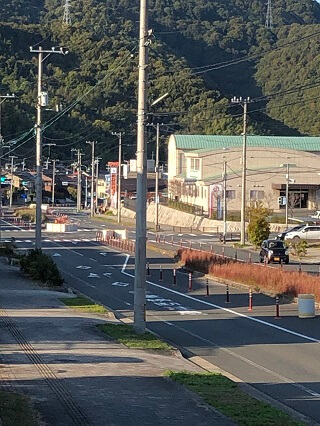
[
  {"left": 97, "top": 323, "right": 173, "bottom": 350},
  {"left": 60, "top": 296, "right": 108, "bottom": 314},
  {"left": 166, "top": 371, "right": 302, "bottom": 426},
  {"left": 0, "top": 391, "right": 39, "bottom": 426}
]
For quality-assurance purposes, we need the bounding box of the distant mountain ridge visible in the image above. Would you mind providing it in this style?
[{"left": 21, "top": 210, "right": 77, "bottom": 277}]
[{"left": 1, "top": 0, "right": 320, "bottom": 164}]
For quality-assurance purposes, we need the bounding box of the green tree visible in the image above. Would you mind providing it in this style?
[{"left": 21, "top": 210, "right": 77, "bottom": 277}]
[
  {"left": 67, "top": 186, "right": 77, "bottom": 200},
  {"left": 247, "top": 201, "right": 271, "bottom": 247}
]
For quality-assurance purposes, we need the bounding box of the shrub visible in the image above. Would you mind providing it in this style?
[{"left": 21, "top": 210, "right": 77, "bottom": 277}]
[
  {"left": 209, "top": 262, "right": 320, "bottom": 301},
  {"left": 20, "top": 249, "right": 64, "bottom": 286},
  {"left": 177, "top": 249, "right": 233, "bottom": 274},
  {"left": 288, "top": 241, "right": 308, "bottom": 259},
  {"left": 247, "top": 201, "right": 270, "bottom": 247}
]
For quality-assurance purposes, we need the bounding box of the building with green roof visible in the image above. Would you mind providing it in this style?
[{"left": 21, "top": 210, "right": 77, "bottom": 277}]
[{"left": 167, "top": 134, "right": 320, "bottom": 216}]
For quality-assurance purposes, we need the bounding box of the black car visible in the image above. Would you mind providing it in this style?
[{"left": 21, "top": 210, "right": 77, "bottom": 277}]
[
  {"left": 259, "top": 240, "right": 289, "bottom": 264},
  {"left": 277, "top": 224, "right": 305, "bottom": 240}
]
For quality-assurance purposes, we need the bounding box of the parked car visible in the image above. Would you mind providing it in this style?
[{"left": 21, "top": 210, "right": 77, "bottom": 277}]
[
  {"left": 277, "top": 224, "right": 305, "bottom": 240},
  {"left": 284, "top": 225, "right": 320, "bottom": 241},
  {"left": 259, "top": 240, "right": 289, "bottom": 264}
]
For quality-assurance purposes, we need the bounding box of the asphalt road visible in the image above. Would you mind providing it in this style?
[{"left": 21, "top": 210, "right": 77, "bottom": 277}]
[{"left": 3, "top": 213, "right": 320, "bottom": 422}]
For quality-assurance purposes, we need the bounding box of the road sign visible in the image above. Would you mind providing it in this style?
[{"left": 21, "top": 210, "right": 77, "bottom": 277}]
[{"left": 62, "top": 181, "right": 68, "bottom": 186}]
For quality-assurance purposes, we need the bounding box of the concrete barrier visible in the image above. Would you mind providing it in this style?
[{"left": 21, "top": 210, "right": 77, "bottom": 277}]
[{"left": 46, "top": 223, "right": 78, "bottom": 233}]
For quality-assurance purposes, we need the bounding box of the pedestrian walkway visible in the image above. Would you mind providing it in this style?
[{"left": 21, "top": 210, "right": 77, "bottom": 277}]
[{"left": 0, "top": 259, "right": 234, "bottom": 426}]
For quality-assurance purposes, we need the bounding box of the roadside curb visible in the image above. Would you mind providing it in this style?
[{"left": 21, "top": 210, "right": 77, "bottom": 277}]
[{"left": 185, "top": 353, "right": 318, "bottom": 426}]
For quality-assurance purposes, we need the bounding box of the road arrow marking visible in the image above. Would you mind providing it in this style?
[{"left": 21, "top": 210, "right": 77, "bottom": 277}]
[
  {"left": 53, "top": 253, "right": 61, "bottom": 257},
  {"left": 88, "top": 273, "right": 100, "bottom": 278},
  {"left": 112, "top": 282, "right": 129, "bottom": 287},
  {"left": 76, "top": 266, "right": 91, "bottom": 270},
  {"left": 103, "top": 273, "right": 112, "bottom": 278}
]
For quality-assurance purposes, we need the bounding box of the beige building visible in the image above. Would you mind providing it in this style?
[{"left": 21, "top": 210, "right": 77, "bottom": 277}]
[{"left": 168, "top": 135, "right": 320, "bottom": 216}]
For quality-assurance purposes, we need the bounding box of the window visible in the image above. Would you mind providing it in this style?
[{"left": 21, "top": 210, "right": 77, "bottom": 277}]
[
  {"left": 250, "top": 190, "right": 264, "bottom": 200},
  {"left": 190, "top": 158, "right": 200, "bottom": 171},
  {"left": 226, "top": 190, "right": 236, "bottom": 200}
]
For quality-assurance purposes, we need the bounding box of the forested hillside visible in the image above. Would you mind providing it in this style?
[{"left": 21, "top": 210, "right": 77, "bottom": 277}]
[{"left": 1, "top": 0, "right": 320, "bottom": 163}]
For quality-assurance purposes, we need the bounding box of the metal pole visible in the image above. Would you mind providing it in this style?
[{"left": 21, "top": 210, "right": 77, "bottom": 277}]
[
  {"left": 285, "top": 163, "right": 289, "bottom": 228},
  {"left": 240, "top": 100, "right": 248, "bottom": 245},
  {"left": 95, "top": 158, "right": 99, "bottom": 213},
  {"left": 85, "top": 175, "right": 88, "bottom": 209},
  {"left": 117, "top": 134, "right": 122, "bottom": 223},
  {"left": 223, "top": 160, "right": 227, "bottom": 243},
  {"left": 134, "top": 0, "right": 148, "bottom": 334},
  {"left": 86, "top": 141, "right": 95, "bottom": 217},
  {"left": 35, "top": 47, "right": 43, "bottom": 249},
  {"left": 155, "top": 122, "right": 160, "bottom": 231},
  {"left": 77, "top": 149, "right": 82, "bottom": 212},
  {"left": 0, "top": 102, "right": 3, "bottom": 239},
  {"left": 9, "top": 156, "right": 14, "bottom": 208},
  {"left": 52, "top": 159, "right": 56, "bottom": 205}
]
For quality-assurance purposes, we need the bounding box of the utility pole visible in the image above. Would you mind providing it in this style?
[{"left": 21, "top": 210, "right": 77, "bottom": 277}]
[
  {"left": 285, "top": 163, "right": 289, "bottom": 229},
  {"left": 95, "top": 158, "right": 101, "bottom": 213},
  {"left": 223, "top": 161, "right": 227, "bottom": 243},
  {"left": 85, "top": 175, "right": 88, "bottom": 209},
  {"left": 9, "top": 155, "right": 17, "bottom": 208},
  {"left": 155, "top": 122, "right": 160, "bottom": 231},
  {"left": 134, "top": 0, "right": 149, "bottom": 334},
  {"left": 0, "top": 94, "right": 16, "bottom": 232},
  {"left": 52, "top": 159, "right": 56, "bottom": 205},
  {"left": 265, "top": 0, "right": 273, "bottom": 29},
  {"left": 86, "top": 141, "right": 96, "bottom": 217},
  {"left": 112, "top": 132, "right": 124, "bottom": 223},
  {"left": 231, "top": 96, "right": 250, "bottom": 246},
  {"left": 30, "top": 45, "right": 68, "bottom": 249},
  {"left": 74, "top": 149, "right": 82, "bottom": 212}
]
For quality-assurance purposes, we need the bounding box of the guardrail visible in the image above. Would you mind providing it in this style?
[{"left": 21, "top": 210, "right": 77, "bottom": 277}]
[{"left": 96, "top": 231, "right": 135, "bottom": 253}]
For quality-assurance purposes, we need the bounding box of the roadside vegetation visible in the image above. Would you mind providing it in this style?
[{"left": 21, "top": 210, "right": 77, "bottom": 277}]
[
  {"left": 20, "top": 249, "right": 64, "bottom": 287},
  {"left": 0, "top": 390, "right": 39, "bottom": 426},
  {"left": 178, "top": 248, "right": 320, "bottom": 301},
  {"left": 61, "top": 296, "right": 109, "bottom": 314},
  {"left": 97, "top": 323, "right": 173, "bottom": 351},
  {"left": 247, "top": 202, "right": 271, "bottom": 248},
  {"left": 166, "top": 372, "right": 301, "bottom": 426}
]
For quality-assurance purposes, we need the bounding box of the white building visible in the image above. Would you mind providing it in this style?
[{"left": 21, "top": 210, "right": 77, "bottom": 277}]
[{"left": 168, "top": 134, "right": 320, "bottom": 216}]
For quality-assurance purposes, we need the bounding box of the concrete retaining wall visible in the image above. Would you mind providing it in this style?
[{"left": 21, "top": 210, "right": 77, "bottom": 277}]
[{"left": 120, "top": 202, "right": 287, "bottom": 233}]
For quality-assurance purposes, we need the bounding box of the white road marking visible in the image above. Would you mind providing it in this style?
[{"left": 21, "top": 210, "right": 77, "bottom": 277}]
[
  {"left": 121, "top": 260, "right": 320, "bottom": 344},
  {"left": 112, "top": 282, "right": 129, "bottom": 287},
  {"left": 76, "top": 266, "right": 91, "bottom": 270},
  {"left": 103, "top": 273, "right": 112, "bottom": 278},
  {"left": 125, "top": 302, "right": 132, "bottom": 306},
  {"left": 121, "top": 254, "right": 130, "bottom": 273},
  {"left": 164, "top": 321, "right": 173, "bottom": 326},
  {"left": 169, "top": 321, "right": 320, "bottom": 398},
  {"left": 88, "top": 273, "right": 100, "bottom": 278},
  {"left": 53, "top": 253, "right": 62, "bottom": 257}
]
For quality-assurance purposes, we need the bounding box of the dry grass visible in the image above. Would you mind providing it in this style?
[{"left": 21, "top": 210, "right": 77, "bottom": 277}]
[{"left": 178, "top": 249, "right": 320, "bottom": 301}]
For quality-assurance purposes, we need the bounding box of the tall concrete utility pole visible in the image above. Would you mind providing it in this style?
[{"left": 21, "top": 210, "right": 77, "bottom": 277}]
[
  {"left": 222, "top": 160, "right": 227, "bottom": 243},
  {"left": 285, "top": 163, "right": 289, "bottom": 229},
  {"left": 0, "top": 94, "right": 16, "bottom": 226},
  {"left": 9, "top": 155, "right": 17, "bottom": 208},
  {"left": 76, "top": 149, "right": 82, "bottom": 212},
  {"left": 52, "top": 159, "right": 56, "bottom": 205},
  {"left": 265, "top": 0, "right": 273, "bottom": 29},
  {"left": 155, "top": 122, "right": 160, "bottom": 232},
  {"left": 112, "top": 132, "right": 124, "bottom": 223},
  {"left": 30, "top": 45, "right": 68, "bottom": 249},
  {"left": 86, "top": 141, "right": 96, "bottom": 217},
  {"left": 231, "top": 96, "right": 250, "bottom": 246},
  {"left": 95, "top": 158, "right": 100, "bottom": 212},
  {"left": 134, "top": 0, "right": 149, "bottom": 334}
]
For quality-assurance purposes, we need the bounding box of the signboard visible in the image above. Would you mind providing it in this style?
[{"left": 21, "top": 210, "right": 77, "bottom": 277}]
[{"left": 62, "top": 181, "right": 69, "bottom": 186}]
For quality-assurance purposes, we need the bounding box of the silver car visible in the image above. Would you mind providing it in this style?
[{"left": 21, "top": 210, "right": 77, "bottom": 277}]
[{"left": 284, "top": 225, "right": 320, "bottom": 241}]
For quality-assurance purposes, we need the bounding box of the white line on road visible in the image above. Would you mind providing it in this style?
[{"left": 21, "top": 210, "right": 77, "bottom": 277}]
[
  {"left": 121, "top": 254, "right": 130, "bottom": 273},
  {"left": 121, "top": 262, "right": 320, "bottom": 344}
]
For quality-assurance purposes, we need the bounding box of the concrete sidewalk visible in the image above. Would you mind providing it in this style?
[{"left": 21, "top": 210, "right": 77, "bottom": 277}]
[{"left": 0, "top": 259, "right": 234, "bottom": 426}]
